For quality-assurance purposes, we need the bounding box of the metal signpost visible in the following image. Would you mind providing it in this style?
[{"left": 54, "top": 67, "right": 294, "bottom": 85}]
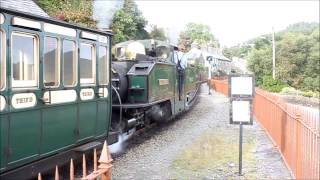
[{"left": 228, "top": 75, "right": 255, "bottom": 175}]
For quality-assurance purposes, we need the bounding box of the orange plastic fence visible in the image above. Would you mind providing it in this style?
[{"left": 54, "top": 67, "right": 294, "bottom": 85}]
[{"left": 210, "top": 79, "right": 320, "bottom": 179}]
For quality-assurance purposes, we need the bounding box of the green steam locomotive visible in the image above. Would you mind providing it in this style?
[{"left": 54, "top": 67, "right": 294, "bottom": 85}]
[{"left": 110, "top": 39, "right": 208, "bottom": 133}]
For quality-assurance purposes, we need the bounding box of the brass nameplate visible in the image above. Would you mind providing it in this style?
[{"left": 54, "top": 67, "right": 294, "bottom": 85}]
[{"left": 159, "top": 79, "right": 169, "bottom": 85}]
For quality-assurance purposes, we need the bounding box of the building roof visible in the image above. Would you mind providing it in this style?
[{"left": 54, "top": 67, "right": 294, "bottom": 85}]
[
  {"left": 1, "top": 0, "right": 49, "bottom": 17},
  {"left": 203, "top": 51, "right": 231, "bottom": 62}
]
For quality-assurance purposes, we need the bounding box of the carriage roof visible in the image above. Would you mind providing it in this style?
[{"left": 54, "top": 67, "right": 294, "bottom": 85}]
[{"left": 1, "top": 8, "right": 112, "bottom": 37}]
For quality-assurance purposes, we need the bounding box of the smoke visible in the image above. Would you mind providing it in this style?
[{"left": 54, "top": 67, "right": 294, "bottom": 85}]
[
  {"left": 108, "top": 128, "right": 136, "bottom": 155},
  {"left": 93, "top": 0, "right": 124, "bottom": 30}
]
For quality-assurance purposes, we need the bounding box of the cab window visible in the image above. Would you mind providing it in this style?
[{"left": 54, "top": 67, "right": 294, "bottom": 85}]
[
  {"left": 44, "top": 37, "right": 59, "bottom": 87},
  {"left": 63, "top": 40, "right": 77, "bottom": 86},
  {"left": 98, "top": 46, "right": 109, "bottom": 85},
  {"left": 11, "top": 32, "right": 38, "bottom": 88},
  {"left": 80, "top": 43, "right": 95, "bottom": 85}
]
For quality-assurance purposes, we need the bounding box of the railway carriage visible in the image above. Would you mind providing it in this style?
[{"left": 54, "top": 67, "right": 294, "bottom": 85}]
[{"left": 0, "top": 9, "right": 114, "bottom": 179}]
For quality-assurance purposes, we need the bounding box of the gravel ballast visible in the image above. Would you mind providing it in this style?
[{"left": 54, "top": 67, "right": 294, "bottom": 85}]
[{"left": 111, "top": 84, "right": 292, "bottom": 179}]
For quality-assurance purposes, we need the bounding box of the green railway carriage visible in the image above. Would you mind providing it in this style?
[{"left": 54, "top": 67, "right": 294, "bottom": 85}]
[{"left": 0, "top": 9, "right": 114, "bottom": 179}]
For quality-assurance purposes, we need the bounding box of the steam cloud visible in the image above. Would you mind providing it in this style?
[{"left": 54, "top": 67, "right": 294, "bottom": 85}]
[{"left": 93, "top": 0, "right": 124, "bottom": 30}]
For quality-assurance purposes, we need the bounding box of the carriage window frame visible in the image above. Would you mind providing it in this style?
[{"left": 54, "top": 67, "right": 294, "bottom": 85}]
[
  {"left": 98, "top": 45, "right": 109, "bottom": 85},
  {"left": 79, "top": 42, "right": 96, "bottom": 86},
  {"left": 63, "top": 39, "right": 77, "bottom": 87},
  {"left": 44, "top": 36, "right": 60, "bottom": 88},
  {"left": 0, "top": 29, "right": 6, "bottom": 91},
  {"left": 11, "top": 31, "right": 39, "bottom": 88}
]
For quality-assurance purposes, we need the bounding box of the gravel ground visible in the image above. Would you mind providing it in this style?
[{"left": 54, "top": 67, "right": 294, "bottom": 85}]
[{"left": 111, "top": 84, "right": 292, "bottom": 179}]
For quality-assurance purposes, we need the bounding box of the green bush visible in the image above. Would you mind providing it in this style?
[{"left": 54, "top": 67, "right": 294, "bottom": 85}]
[
  {"left": 260, "top": 75, "right": 288, "bottom": 92},
  {"left": 301, "top": 91, "right": 314, "bottom": 97},
  {"left": 280, "top": 87, "right": 319, "bottom": 98},
  {"left": 302, "top": 77, "right": 320, "bottom": 92},
  {"left": 280, "top": 87, "right": 301, "bottom": 95}
]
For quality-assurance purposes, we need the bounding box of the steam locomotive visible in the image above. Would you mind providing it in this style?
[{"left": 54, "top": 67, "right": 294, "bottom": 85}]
[{"left": 109, "top": 39, "right": 208, "bottom": 134}]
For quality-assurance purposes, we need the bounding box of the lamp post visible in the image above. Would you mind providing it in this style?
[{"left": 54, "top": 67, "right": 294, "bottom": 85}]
[{"left": 207, "top": 56, "right": 213, "bottom": 95}]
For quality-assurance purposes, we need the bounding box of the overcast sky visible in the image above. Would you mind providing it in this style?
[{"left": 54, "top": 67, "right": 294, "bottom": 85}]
[{"left": 135, "top": 1, "right": 319, "bottom": 47}]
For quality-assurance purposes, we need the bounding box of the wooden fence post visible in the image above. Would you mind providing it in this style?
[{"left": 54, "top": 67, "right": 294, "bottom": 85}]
[
  {"left": 38, "top": 173, "right": 42, "bottom": 180},
  {"left": 82, "top": 154, "right": 87, "bottom": 179},
  {"left": 99, "top": 141, "right": 113, "bottom": 180},
  {"left": 295, "top": 114, "right": 302, "bottom": 178},
  {"left": 94, "top": 148, "right": 97, "bottom": 172},
  {"left": 70, "top": 159, "right": 74, "bottom": 180},
  {"left": 54, "top": 166, "right": 59, "bottom": 180}
]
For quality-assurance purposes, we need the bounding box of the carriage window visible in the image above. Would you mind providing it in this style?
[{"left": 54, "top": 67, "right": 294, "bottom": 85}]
[
  {"left": 44, "top": 37, "right": 59, "bottom": 87},
  {"left": 0, "top": 31, "right": 5, "bottom": 90},
  {"left": 99, "top": 46, "right": 109, "bottom": 85},
  {"left": 12, "top": 32, "right": 38, "bottom": 88},
  {"left": 80, "top": 43, "right": 95, "bottom": 85},
  {"left": 63, "top": 40, "right": 76, "bottom": 86}
]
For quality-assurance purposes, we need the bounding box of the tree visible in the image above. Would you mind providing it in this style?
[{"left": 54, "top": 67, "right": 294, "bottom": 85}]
[
  {"left": 223, "top": 44, "right": 252, "bottom": 59},
  {"left": 282, "top": 22, "right": 319, "bottom": 35},
  {"left": 149, "top": 25, "right": 167, "bottom": 41},
  {"left": 247, "top": 41, "right": 272, "bottom": 85},
  {"left": 302, "top": 28, "right": 320, "bottom": 91},
  {"left": 36, "top": 0, "right": 97, "bottom": 28},
  {"left": 178, "top": 23, "right": 219, "bottom": 51},
  {"left": 110, "top": 0, "right": 149, "bottom": 44},
  {"left": 247, "top": 22, "right": 319, "bottom": 92}
]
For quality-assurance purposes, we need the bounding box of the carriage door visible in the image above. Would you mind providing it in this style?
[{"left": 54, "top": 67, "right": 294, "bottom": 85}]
[
  {"left": 77, "top": 36, "right": 97, "bottom": 142},
  {"left": 40, "top": 35, "right": 78, "bottom": 155},
  {"left": 7, "top": 20, "right": 42, "bottom": 165}
]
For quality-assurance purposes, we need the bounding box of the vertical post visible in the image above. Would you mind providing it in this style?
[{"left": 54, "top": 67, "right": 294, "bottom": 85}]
[
  {"left": 239, "top": 123, "right": 243, "bottom": 175},
  {"left": 70, "top": 159, "right": 74, "bottom": 180},
  {"left": 82, "top": 154, "right": 87, "bottom": 178},
  {"left": 94, "top": 148, "right": 98, "bottom": 172},
  {"left": 295, "top": 114, "right": 302, "bottom": 178},
  {"left": 38, "top": 173, "right": 42, "bottom": 180},
  {"left": 272, "top": 26, "right": 276, "bottom": 80},
  {"left": 55, "top": 166, "right": 59, "bottom": 180}
]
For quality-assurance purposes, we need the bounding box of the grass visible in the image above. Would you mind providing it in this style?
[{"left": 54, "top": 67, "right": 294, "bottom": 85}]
[{"left": 170, "top": 129, "right": 257, "bottom": 179}]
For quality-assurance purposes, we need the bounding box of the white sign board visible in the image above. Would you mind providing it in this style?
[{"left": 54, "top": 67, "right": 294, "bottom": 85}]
[
  {"left": 0, "top": 95, "right": 6, "bottom": 111},
  {"left": 231, "top": 100, "right": 251, "bottom": 123},
  {"left": 230, "top": 76, "right": 253, "bottom": 97},
  {"left": 12, "top": 93, "right": 37, "bottom": 109},
  {"left": 43, "top": 90, "right": 77, "bottom": 105}
]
